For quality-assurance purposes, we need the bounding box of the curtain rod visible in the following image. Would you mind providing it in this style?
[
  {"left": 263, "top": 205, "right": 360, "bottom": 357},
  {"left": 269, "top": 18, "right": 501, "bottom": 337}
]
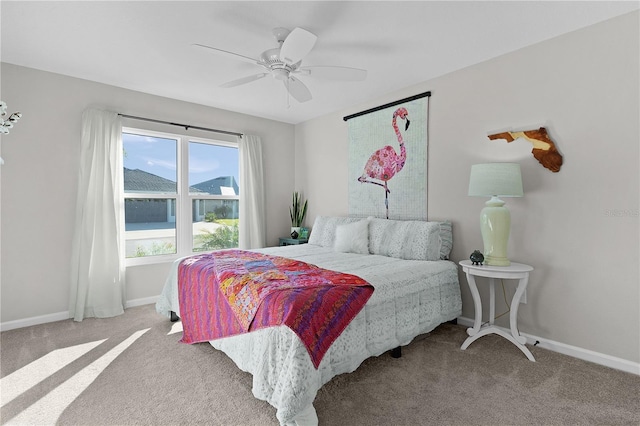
[
  {"left": 118, "top": 113, "right": 243, "bottom": 138},
  {"left": 343, "top": 91, "right": 431, "bottom": 121}
]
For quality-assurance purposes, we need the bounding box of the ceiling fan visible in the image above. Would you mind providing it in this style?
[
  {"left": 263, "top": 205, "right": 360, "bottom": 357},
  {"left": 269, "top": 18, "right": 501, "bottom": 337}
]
[{"left": 193, "top": 27, "right": 367, "bottom": 103}]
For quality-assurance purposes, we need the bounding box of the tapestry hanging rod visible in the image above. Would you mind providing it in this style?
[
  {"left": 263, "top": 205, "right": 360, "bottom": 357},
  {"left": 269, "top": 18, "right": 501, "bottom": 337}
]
[
  {"left": 342, "top": 91, "right": 431, "bottom": 121},
  {"left": 118, "top": 113, "right": 243, "bottom": 138}
]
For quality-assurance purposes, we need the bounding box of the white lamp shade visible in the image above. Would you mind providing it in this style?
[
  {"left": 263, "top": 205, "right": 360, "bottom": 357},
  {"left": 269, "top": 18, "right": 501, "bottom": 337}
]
[{"left": 468, "top": 163, "right": 523, "bottom": 198}]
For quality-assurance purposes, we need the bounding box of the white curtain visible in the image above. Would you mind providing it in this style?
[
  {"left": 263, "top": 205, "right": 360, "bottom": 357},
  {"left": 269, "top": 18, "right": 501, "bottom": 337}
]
[
  {"left": 69, "top": 109, "right": 125, "bottom": 321},
  {"left": 238, "top": 134, "right": 266, "bottom": 249}
]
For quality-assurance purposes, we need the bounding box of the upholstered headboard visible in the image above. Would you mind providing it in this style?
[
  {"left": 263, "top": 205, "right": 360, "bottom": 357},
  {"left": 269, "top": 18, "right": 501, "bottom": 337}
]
[{"left": 308, "top": 216, "right": 453, "bottom": 261}]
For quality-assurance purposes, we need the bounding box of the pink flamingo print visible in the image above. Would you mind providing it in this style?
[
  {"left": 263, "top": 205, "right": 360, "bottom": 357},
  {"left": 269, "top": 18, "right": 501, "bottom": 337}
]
[{"left": 357, "top": 107, "right": 410, "bottom": 219}]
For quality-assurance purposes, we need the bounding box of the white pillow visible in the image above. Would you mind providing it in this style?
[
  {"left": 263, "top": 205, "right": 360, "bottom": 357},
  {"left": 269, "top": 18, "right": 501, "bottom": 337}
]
[
  {"left": 308, "top": 216, "right": 361, "bottom": 247},
  {"left": 333, "top": 219, "right": 370, "bottom": 254},
  {"left": 438, "top": 221, "right": 453, "bottom": 260},
  {"left": 368, "top": 218, "right": 442, "bottom": 261}
]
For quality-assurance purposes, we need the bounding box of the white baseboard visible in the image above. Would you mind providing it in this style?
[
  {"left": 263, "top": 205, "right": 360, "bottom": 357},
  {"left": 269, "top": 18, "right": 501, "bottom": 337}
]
[
  {"left": 124, "top": 296, "right": 158, "bottom": 309},
  {"left": 0, "top": 296, "right": 159, "bottom": 332},
  {"left": 457, "top": 316, "right": 640, "bottom": 376},
  {"left": 2, "top": 309, "right": 637, "bottom": 376},
  {"left": 0, "top": 311, "right": 70, "bottom": 332}
]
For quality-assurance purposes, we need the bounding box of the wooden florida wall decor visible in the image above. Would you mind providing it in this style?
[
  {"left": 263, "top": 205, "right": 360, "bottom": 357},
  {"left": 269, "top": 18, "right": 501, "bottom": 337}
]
[
  {"left": 346, "top": 94, "right": 429, "bottom": 220},
  {"left": 488, "top": 127, "right": 563, "bottom": 172}
]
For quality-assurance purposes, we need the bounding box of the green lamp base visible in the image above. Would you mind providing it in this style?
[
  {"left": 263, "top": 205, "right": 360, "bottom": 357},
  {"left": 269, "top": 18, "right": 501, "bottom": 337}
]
[{"left": 480, "top": 196, "right": 512, "bottom": 266}]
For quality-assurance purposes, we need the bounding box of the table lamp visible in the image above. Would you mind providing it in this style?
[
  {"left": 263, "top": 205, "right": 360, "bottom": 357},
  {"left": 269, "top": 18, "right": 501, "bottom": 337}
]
[{"left": 468, "top": 163, "right": 523, "bottom": 266}]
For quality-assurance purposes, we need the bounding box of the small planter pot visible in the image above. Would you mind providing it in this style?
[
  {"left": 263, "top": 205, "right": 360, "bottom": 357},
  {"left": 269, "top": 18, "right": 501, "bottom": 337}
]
[{"left": 290, "top": 227, "right": 301, "bottom": 239}]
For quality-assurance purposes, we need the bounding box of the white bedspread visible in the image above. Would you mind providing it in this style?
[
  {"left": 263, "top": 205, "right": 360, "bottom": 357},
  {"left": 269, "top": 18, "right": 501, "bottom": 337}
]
[{"left": 156, "top": 244, "right": 462, "bottom": 425}]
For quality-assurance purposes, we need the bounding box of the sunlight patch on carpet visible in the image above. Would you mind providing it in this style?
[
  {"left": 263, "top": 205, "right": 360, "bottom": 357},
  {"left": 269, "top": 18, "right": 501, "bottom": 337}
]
[
  {"left": 169, "top": 321, "right": 182, "bottom": 335},
  {"left": 1, "top": 339, "right": 106, "bottom": 407},
  {"left": 4, "top": 329, "right": 149, "bottom": 425}
]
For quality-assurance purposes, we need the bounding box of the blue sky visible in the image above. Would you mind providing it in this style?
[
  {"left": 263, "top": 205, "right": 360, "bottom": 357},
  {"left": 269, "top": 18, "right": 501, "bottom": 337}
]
[{"left": 122, "top": 133, "right": 239, "bottom": 186}]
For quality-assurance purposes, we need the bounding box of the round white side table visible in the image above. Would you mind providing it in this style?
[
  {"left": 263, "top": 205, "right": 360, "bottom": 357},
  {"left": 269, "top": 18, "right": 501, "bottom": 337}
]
[{"left": 459, "top": 259, "right": 535, "bottom": 361}]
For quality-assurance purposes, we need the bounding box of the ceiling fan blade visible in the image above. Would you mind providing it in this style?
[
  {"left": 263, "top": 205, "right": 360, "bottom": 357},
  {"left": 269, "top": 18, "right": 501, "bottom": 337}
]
[
  {"left": 279, "top": 27, "right": 317, "bottom": 66},
  {"left": 299, "top": 66, "right": 367, "bottom": 81},
  {"left": 286, "top": 76, "right": 312, "bottom": 103},
  {"left": 192, "top": 43, "right": 259, "bottom": 65},
  {"left": 220, "top": 73, "right": 268, "bottom": 88}
]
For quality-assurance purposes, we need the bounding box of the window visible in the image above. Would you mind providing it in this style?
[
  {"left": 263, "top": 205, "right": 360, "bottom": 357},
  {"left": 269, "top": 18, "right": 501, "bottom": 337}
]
[{"left": 122, "top": 128, "right": 239, "bottom": 264}]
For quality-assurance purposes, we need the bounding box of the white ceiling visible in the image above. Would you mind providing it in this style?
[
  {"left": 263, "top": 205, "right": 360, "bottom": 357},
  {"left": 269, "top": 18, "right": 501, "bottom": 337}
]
[{"left": 2, "top": 1, "right": 638, "bottom": 124}]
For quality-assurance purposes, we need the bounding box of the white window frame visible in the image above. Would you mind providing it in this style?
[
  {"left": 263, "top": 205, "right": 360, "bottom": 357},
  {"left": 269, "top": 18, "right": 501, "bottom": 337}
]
[{"left": 123, "top": 127, "right": 239, "bottom": 267}]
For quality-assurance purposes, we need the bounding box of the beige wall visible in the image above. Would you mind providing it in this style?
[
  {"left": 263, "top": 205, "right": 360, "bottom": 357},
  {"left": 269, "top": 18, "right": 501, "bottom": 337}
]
[
  {"left": 295, "top": 12, "right": 639, "bottom": 363},
  {"left": 0, "top": 64, "right": 295, "bottom": 322},
  {"left": 1, "top": 11, "right": 638, "bottom": 365}
]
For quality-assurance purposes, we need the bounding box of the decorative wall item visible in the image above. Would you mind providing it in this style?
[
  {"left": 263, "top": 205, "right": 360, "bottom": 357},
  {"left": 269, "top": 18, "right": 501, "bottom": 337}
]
[
  {"left": 0, "top": 100, "right": 23, "bottom": 165},
  {"left": 488, "top": 127, "right": 563, "bottom": 172},
  {"left": 345, "top": 93, "right": 429, "bottom": 220},
  {"left": 0, "top": 101, "right": 22, "bottom": 134}
]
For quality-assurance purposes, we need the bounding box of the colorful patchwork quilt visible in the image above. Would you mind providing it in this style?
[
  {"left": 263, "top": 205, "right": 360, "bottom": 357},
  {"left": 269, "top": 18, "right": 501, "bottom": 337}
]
[{"left": 178, "top": 249, "right": 374, "bottom": 368}]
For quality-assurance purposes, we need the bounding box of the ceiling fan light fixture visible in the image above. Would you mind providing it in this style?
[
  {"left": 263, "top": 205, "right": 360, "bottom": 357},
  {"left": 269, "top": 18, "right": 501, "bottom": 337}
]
[
  {"left": 272, "top": 69, "right": 289, "bottom": 81},
  {"left": 260, "top": 48, "right": 281, "bottom": 65}
]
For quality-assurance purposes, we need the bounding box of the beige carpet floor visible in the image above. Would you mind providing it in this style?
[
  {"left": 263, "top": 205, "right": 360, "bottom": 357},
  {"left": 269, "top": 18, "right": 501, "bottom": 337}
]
[{"left": 1, "top": 304, "right": 639, "bottom": 425}]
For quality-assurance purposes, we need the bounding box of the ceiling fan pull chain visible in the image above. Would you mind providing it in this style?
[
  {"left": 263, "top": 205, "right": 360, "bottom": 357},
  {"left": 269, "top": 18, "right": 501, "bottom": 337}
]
[{"left": 286, "top": 79, "right": 291, "bottom": 109}]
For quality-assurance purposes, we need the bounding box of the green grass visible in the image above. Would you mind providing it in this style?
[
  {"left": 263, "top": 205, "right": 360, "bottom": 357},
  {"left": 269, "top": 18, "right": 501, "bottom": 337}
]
[{"left": 215, "top": 218, "right": 238, "bottom": 226}]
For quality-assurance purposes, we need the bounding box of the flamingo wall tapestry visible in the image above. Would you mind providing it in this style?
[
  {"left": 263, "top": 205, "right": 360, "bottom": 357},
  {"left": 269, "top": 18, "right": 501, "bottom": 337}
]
[{"left": 347, "top": 95, "right": 428, "bottom": 220}]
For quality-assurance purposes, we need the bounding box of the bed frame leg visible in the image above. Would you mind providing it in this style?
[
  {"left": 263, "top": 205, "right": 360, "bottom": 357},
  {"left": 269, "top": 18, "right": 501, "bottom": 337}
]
[
  {"left": 391, "top": 346, "right": 402, "bottom": 358},
  {"left": 170, "top": 311, "right": 180, "bottom": 322}
]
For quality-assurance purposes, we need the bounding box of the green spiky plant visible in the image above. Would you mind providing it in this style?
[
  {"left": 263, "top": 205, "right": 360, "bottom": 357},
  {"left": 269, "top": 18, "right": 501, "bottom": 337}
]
[{"left": 289, "top": 192, "right": 308, "bottom": 227}]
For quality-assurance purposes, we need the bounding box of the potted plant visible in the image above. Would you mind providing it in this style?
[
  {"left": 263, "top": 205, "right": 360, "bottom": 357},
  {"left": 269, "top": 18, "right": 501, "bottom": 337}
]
[{"left": 289, "top": 191, "right": 307, "bottom": 239}]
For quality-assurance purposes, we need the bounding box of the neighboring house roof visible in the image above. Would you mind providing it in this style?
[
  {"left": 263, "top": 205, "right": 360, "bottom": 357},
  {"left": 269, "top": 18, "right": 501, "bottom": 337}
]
[
  {"left": 124, "top": 168, "right": 178, "bottom": 193},
  {"left": 124, "top": 168, "right": 237, "bottom": 195},
  {"left": 191, "top": 176, "right": 239, "bottom": 196}
]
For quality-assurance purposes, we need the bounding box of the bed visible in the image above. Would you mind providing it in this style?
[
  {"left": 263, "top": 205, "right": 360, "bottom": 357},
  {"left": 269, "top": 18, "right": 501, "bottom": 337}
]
[{"left": 156, "top": 216, "right": 462, "bottom": 425}]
